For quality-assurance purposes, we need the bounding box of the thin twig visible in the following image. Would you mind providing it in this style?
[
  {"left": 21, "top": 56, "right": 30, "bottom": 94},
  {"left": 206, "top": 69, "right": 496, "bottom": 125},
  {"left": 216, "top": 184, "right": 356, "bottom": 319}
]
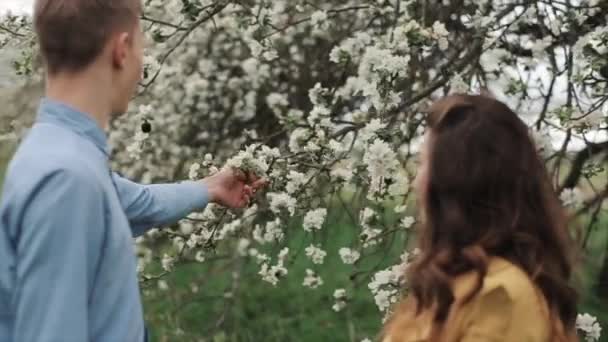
[
  {"left": 141, "top": 15, "right": 187, "bottom": 31},
  {"left": 262, "top": 5, "right": 371, "bottom": 39},
  {"left": 0, "top": 24, "right": 25, "bottom": 37},
  {"left": 138, "top": 2, "right": 228, "bottom": 94}
]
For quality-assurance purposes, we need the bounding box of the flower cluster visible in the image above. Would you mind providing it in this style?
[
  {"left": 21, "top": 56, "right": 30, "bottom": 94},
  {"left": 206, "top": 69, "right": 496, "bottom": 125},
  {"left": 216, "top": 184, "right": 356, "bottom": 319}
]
[
  {"left": 577, "top": 313, "right": 602, "bottom": 342},
  {"left": 339, "top": 248, "right": 360, "bottom": 265},
  {"left": 561, "top": 188, "right": 584, "bottom": 208},
  {"left": 258, "top": 247, "right": 290, "bottom": 286},
  {"left": 302, "top": 269, "right": 324, "bottom": 289},
  {"left": 368, "top": 251, "right": 413, "bottom": 317},
  {"left": 332, "top": 288, "right": 348, "bottom": 312},
  {"left": 303, "top": 208, "right": 328, "bottom": 232},
  {"left": 305, "top": 244, "right": 327, "bottom": 265}
]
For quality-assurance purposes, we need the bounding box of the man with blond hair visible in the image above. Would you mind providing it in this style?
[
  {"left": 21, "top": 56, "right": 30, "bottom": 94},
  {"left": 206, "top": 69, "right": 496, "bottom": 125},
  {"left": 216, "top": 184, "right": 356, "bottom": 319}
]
[{"left": 0, "top": 1, "right": 262, "bottom": 341}]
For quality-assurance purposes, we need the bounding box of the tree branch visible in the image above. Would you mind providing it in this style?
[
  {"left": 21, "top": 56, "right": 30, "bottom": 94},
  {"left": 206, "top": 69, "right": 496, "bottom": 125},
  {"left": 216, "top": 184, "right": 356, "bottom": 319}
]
[
  {"left": 262, "top": 5, "right": 371, "bottom": 39},
  {"left": 0, "top": 24, "right": 25, "bottom": 37},
  {"left": 560, "top": 140, "right": 608, "bottom": 191},
  {"left": 138, "top": 2, "right": 228, "bottom": 94},
  {"left": 141, "top": 15, "right": 187, "bottom": 31}
]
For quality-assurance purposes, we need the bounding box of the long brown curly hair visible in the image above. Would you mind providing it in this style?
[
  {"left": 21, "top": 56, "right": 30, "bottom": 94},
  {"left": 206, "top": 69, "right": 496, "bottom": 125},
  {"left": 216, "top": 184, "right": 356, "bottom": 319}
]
[{"left": 384, "top": 94, "right": 578, "bottom": 341}]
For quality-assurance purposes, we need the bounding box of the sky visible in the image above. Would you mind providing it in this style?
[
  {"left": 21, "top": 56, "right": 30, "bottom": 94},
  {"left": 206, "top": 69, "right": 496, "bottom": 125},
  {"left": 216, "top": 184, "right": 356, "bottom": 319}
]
[{"left": 0, "top": 0, "right": 33, "bottom": 14}]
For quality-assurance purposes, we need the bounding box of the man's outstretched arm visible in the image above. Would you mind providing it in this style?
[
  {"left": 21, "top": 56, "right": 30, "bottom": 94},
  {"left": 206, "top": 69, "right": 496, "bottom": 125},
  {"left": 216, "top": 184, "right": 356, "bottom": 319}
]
[
  {"left": 112, "top": 173, "right": 209, "bottom": 237},
  {"left": 112, "top": 168, "right": 262, "bottom": 237}
]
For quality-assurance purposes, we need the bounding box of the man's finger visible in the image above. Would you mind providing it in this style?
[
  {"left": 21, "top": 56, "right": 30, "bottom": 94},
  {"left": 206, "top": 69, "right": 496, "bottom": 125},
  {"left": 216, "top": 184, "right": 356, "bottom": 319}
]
[
  {"left": 233, "top": 168, "right": 248, "bottom": 182},
  {"left": 242, "top": 195, "right": 251, "bottom": 207},
  {"left": 251, "top": 178, "right": 269, "bottom": 190},
  {"left": 247, "top": 172, "right": 260, "bottom": 183}
]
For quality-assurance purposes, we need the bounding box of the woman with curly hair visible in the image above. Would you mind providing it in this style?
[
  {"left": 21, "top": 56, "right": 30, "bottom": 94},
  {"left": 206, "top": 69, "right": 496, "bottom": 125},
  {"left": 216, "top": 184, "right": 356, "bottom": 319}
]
[{"left": 382, "top": 95, "right": 578, "bottom": 342}]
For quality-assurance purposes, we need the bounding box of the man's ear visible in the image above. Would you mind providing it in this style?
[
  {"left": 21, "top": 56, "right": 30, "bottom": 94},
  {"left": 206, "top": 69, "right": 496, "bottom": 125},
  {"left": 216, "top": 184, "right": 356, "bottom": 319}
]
[{"left": 111, "top": 32, "right": 131, "bottom": 69}]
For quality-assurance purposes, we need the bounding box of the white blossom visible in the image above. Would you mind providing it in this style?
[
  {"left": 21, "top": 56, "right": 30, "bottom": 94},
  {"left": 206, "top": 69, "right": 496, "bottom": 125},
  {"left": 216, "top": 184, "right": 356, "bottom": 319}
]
[
  {"left": 302, "top": 269, "right": 323, "bottom": 289},
  {"left": 363, "top": 139, "right": 399, "bottom": 195},
  {"left": 278, "top": 247, "right": 289, "bottom": 261},
  {"left": 262, "top": 49, "right": 279, "bottom": 61},
  {"left": 188, "top": 163, "right": 201, "bottom": 180},
  {"left": 560, "top": 188, "right": 583, "bottom": 207},
  {"left": 303, "top": 208, "right": 328, "bottom": 232},
  {"left": 331, "top": 159, "right": 355, "bottom": 182},
  {"left": 186, "top": 234, "right": 202, "bottom": 249},
  {"left": 158, "top": 280, "right": 169, "bottom": 291},
  {"left": 432, "top": 21, "right": 449, "bottom": 51},
  {"left": 266, "top": 92, "right": 289, "bottom": 114},
  {"left": 360, "top": 207, "right": 376, "bottom": 224},
  {"left": 254, "top": 218, "right": 284, "bottom": 244},
  {"left": 310, "top": 10, "right": 328, "bottom": 29},
  {"left": 161, "top": 253, "right": 175, "bottom": 272},
  {"left": 289, "top": 128, "right": 310, "bottom": 153},
  {"left": 400, "top": 216, "right": 415, "bottom": 229},
  {"left": 172, "top": 236, "right": 185, "bottom": 251},
  {"left": 259, "top": 263, "right": 288, "bottom": 286},
  {"left": 247, "top": 39, "right": 264, "bottom": 58},
  {"left": 373, "top": 289, "right": 395, "bottom": 312},
  {"left": 225, "top": 146, "right": 270, "bottom": 175},
  {"left": 394, "top": 205, "right": 407, "bottom": 213},
  {"left": 259, "top": 248, "right": 290, "bottom": 286},
  {"left": 237, "top": 238, "right": 250, "bottom": 256},
  {"left": 388, "top": 175, "right": 409, "bottom": 197},
  {"left": 305, "top": 244, "right": 327, "bottom": 265},
  {"left": 268, "top": 192, "right": 297, "bottom": 216},
  {"left": 368, "top": 252, "right": 411, "bottom": 313},
  {"left": 195, "top": 251, "right": 205, "bottom": 263},
  {"left": 360, "top": 119, "right": 387, "bottom": 142},
  {"left": 531, "top": 128, "right": 554, "bottom": 157},
  {"left": 577, "top": 313, "right": 602, "bottom": 342},
  {"left": 203, "top": 153, "right": 214, "bottom": 166},
  {"left": 361, "top": 227, "right": 382, "bottom": 248},
  {"left": 432, "top": 21, "right": 449, "bottom": 37},
  {"left": 339, "top": 248, "right": 360, "bottom": 265},
  {"left": 286, "top": 171, "right": 308, "bottom": 194},
  {"left": 332, "top": 288, "right": 348, "bottom": 312},
  {"left": 126, "top": 131, "right": 149, "bottom": 159},
  {"left": 450, "top": 73, "right": 470, "bottom": 93}
]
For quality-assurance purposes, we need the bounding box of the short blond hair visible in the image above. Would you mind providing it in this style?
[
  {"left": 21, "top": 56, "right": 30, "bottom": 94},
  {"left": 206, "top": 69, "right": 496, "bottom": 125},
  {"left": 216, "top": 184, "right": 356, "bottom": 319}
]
[{"left": 34, "top": 0, "right": 142, "bottom": 74}]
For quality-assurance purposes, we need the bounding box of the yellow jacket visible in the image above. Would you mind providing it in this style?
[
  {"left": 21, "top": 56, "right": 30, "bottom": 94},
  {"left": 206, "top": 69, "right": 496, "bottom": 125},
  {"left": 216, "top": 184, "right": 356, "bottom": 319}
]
[{"left": 384, "top": 257, "right": 553, "bottom": 342}]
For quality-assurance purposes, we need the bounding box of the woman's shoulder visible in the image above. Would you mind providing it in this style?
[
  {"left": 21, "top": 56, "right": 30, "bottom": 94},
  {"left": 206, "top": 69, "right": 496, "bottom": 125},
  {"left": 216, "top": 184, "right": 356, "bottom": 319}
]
[
  {"left": 478, "top": 257, "right": 546, "bottom": 305},
  {"left": 453, "top": 257, "right": 551, "bottom": 340},
  {"left": 383, "top": 258, "right": 551, "bottom": 342},
  {"left": 452, "top": 257, "right": 542, "bottom": 302}
]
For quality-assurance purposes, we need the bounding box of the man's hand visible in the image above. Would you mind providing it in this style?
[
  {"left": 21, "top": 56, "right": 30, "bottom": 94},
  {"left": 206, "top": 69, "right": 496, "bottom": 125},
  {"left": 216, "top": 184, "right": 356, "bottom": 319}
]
[{"left": 201, "top": 167, "right": 267, "bottom": 208}]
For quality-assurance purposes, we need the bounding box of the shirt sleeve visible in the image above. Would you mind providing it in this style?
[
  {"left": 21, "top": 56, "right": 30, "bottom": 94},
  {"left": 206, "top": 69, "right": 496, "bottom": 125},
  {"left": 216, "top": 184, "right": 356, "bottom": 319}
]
[
  {"left": 13, "top": 169, "right": 104, "bottom": 342},
  {"left": 111, "top": 172, "right": 209, "bottom": 237},
  {"left": 460, "top": 286, "right": 513, "bottom": 342}
]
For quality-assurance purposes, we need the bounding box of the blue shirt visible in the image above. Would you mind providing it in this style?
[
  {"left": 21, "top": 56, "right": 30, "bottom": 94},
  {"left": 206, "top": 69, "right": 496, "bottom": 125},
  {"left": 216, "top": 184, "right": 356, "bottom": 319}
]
[{"left": 0, "top": 99, "right": 209, "bottom": 342}]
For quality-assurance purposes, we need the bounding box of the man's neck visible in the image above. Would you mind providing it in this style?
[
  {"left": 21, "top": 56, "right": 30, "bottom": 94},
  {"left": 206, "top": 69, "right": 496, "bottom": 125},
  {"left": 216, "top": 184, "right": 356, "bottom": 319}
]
[{"left": 45, "top": 70, "right": 113, "bottom": 130}]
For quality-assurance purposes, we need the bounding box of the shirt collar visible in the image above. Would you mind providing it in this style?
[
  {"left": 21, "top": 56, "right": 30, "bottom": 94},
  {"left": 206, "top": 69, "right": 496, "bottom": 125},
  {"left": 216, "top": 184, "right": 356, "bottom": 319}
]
[{"left": 36, "top": 98, "right": 110, "bottom": 156}]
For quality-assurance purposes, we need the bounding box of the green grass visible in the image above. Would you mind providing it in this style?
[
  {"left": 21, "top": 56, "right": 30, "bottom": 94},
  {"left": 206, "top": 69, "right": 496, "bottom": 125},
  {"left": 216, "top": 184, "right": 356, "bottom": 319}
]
[
  {"left": 142, "top": 211, "right": 409, "bottom": 342},
  {"left": 579, "top": 214, "right": 608, "bottom": 342},
  {"left": 142, "top": 212, "right": 608, "bottom": 342}
]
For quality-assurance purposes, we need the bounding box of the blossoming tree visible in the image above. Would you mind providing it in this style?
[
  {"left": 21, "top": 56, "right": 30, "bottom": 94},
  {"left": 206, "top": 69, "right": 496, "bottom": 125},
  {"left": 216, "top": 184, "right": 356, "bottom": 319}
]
[{"left": 1, "top": 0, "right": 606, "bottom": 340}]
